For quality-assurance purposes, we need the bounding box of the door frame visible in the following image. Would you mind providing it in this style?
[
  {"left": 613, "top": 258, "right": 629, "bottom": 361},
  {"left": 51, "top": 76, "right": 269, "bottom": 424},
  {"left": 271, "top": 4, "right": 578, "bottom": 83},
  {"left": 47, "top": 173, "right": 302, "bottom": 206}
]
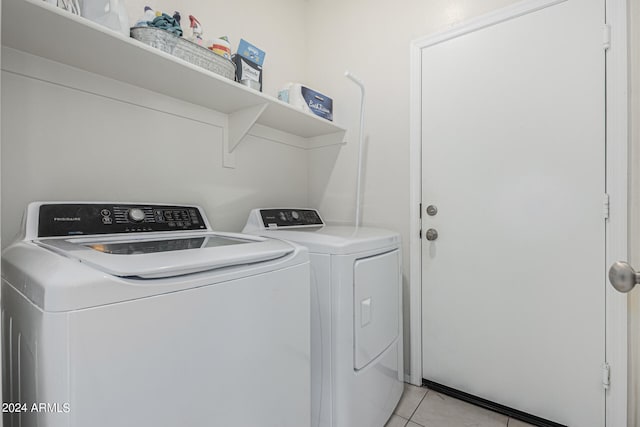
[{"left": 407, "top": 0, "right": 629, "bottom": 425}]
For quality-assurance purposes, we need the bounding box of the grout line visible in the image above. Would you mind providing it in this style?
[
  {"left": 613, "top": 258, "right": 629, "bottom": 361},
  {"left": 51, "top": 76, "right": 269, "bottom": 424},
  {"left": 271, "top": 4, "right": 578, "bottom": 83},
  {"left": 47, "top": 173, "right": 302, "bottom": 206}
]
[{"left": 406, "top": 388, "right": 430, "bottom": 426}]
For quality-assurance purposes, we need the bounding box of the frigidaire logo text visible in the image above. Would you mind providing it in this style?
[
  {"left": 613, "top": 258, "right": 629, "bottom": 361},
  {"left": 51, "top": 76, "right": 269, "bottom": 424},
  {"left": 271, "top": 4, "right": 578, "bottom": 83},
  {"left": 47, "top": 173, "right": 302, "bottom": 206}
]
[{"left": 53, "top": 217, "right": 81, "bottom": 222}]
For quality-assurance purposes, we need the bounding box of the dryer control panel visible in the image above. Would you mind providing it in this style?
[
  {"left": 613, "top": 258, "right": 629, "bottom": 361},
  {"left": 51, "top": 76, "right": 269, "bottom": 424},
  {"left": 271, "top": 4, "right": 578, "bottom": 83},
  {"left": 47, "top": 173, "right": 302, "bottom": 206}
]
[
  {"left": 259, "top": 209, "right": 324, "bottom": 228},
  {"left": 36, "top": 203, "right": 208, "bottom": 237}
]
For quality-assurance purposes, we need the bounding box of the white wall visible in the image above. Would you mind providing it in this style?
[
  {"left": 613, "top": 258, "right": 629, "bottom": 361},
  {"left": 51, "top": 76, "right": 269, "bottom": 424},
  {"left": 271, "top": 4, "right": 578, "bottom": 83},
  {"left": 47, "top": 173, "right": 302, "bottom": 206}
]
[
  {"left": 629, "top": 0, "right": 639, "bottom": 425},
  {"left": 0, "top": 0, "right": 310, "bottom": 245},
  {"left": 304, "top": 0, "right": 520, "bottom": 376},
  {"left": 0, "top": 61, "right": 308, "bottom": 243}
]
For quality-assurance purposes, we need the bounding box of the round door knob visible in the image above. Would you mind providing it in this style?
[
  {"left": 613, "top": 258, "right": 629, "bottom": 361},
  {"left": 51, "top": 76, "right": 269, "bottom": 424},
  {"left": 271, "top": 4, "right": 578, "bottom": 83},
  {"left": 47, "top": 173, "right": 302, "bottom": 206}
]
[
  {"left": 426, "top": 205, "right": 438, "bottom": 216},
  {"left": 128, "top": 208, "right": 146, "bottom": 223},
  {"left": 608, "top": 261, "right": 639, "bottom": 293},
  {"left": 426, "top": 228, "right": 438, "bottom": 241}
]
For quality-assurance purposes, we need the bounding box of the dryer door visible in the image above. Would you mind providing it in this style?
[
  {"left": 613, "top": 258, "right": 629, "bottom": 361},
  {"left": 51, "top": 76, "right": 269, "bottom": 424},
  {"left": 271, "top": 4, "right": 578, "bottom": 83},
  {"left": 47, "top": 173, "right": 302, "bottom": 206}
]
[{"left": 353, "top": 249, "right": 400, "bottom": 369}]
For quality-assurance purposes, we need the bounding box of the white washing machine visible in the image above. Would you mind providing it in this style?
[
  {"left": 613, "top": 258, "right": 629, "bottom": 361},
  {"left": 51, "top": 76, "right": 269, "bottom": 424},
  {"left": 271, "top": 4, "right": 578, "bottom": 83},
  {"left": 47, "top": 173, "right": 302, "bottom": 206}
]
[
  {"left": 243, "top": 208, "right": 403, "bottom": 427},
  {"left": 2, "top": 202, "right": 311, "bottom": 427}
]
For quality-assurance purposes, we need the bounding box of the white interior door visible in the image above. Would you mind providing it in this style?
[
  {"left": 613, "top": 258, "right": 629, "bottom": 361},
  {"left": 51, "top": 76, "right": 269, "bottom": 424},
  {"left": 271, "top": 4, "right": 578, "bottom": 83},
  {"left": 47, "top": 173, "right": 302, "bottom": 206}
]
[{"left": 420, "top": 1, "right": 606, "bottom": 426}]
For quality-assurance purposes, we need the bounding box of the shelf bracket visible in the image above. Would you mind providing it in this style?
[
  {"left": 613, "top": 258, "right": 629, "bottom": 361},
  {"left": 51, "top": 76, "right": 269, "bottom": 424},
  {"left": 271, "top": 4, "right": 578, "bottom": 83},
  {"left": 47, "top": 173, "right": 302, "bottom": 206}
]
[
  {"left": 223, "top": 103, "right": 268, "bottom": 168},
  {"left": 228, "top": 103, "right": 268, "bottom": 152}
]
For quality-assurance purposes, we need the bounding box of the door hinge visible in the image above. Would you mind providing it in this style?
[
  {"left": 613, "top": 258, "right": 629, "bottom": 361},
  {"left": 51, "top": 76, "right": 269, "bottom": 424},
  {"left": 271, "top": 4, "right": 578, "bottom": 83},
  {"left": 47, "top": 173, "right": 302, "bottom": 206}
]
[
  {"left": 603, "top": 24, "right": 611, "bottom": 50},
  {"left": 602, "top": 363, "right": 610, "bottom": 390},
  {"left": 603, "top": 193, "right": 610, "bottom": 220},
  {"left": 419, "top": 229, "right": 422, "bottom": 239},
  {"left": 419, "top": 203, "right": 423, "bottom": 219}
]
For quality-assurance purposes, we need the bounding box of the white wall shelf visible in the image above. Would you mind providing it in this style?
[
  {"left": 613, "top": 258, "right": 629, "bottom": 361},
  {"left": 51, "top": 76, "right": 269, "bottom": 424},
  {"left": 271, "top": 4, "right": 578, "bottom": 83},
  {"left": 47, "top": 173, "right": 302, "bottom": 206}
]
[{"left": 1, "top": 0, "right": 346, "bottom": 167}]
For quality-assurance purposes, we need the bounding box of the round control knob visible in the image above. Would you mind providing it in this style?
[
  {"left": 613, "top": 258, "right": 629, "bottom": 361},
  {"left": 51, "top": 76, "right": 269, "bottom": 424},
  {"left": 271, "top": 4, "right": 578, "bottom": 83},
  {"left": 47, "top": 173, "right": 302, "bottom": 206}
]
[
  {"left": 291, "top": 211, "right": 300, "bottom": 220},
  {"left": 128, "top": 208, "right": 146, "bottom": 223}
]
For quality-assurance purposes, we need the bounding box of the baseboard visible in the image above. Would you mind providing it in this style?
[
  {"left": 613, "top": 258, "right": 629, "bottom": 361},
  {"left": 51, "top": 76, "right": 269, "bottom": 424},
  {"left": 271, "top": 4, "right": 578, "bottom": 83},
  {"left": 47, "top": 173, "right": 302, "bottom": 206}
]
[{"left": 422, "top": 380, "right": 567, "bottom": 427}]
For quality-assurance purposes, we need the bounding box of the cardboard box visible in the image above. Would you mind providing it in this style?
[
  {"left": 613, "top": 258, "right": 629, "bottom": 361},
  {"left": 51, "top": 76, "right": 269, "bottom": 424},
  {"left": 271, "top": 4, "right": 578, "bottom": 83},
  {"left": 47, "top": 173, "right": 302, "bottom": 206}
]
[{"left": 233, "top": 54, "right": 262, "bottom": 92}]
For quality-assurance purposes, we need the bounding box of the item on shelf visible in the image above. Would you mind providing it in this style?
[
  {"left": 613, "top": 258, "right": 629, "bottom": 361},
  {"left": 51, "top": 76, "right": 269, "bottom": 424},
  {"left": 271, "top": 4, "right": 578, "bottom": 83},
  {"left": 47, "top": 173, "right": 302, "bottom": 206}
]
[
  {"left": 210, "top": 36, "right": 231, "bottom": 60},
  {"left": 130, "top": 27, "right": 235, "bottom": 80},
  {"left": 49, "top": 0, "right": 80, "bottom": 15},
  {"left": 134, "top": 6, "right": 157, "bottom": 27},
  {"left": 233, "top": 54, "right": 262, "bottom": 92},
  {"left": 278, "top": 83, "right": 333, "bottom": 121},
  {"left": 81, "top": 0, "right": 129, "bottom": 36},
  {"left": 188, "top": 15, "right": 203, "bottom": 45},
  {"left": 147, "top": 13, "right": 183, "bottom": 37},
  {"left": 237, "top": 39, "right": 265, "bottom": 66},
  {"left": 172, "top": 11, "right": 181, "bottom": 26}
]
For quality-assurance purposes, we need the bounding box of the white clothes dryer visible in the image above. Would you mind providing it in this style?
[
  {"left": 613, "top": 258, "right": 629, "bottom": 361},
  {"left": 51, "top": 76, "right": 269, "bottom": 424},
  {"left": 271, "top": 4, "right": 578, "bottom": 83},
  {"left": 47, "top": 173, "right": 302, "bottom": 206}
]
[
  {"left": 2, "top": 202, "right": 311, "bottom": 427},
  {"left": 243, "top": 208, "right": 403, "bottom": 427}
]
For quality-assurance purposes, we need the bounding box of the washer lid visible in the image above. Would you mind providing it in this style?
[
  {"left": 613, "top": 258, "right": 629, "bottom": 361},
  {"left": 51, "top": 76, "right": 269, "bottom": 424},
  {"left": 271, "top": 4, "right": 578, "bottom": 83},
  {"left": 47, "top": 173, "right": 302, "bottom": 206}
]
[
  {"left": 251, "top": 226, "right": 400, "bottom": 255},
  {"left": 36, "top": 232, "right": 294, "bottom": 278}
]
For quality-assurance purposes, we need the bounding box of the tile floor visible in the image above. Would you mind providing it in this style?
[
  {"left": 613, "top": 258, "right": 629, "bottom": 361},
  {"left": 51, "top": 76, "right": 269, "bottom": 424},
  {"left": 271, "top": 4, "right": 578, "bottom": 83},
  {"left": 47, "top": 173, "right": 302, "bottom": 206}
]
[{"left": 386, "top": 384, "right": 536, "bottom": 427}]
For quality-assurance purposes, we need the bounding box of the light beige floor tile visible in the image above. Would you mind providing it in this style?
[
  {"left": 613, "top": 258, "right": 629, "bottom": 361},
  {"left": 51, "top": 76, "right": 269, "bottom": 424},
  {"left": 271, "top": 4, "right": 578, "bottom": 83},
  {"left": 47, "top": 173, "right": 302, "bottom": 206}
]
[
  {"left": 385, "top": 414, "right": 409, "bottom": 427},
  {"left": 394, "top": 383, "right": 428, "bottom": 419},
  {"left": 508, "top": 419, "right": 536, "bottom": 427},
  {"left": 411, "top": 391, "right": 508, "bottom": 427},
  {"left": 407, "top": 422, "right": 424, "bottom": 427}
]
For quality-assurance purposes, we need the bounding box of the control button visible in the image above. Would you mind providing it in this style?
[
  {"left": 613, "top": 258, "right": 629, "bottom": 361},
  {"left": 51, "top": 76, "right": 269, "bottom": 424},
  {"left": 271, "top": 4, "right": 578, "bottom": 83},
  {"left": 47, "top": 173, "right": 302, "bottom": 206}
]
[
  {"left": 291, "top": 211, "right": 300, "bottom": 220},
  {"left": 101, "top": 209, "right": 111, "bottom": 217},
  {"left": 168, "top": 222, "right": 176, "bottom": 227},
  {"left": 176, "top": 221, "right": 183, "bottom": 227},
  {"left": 128, "top": 208, "right": 146, "bottom": 223},
  {"left": 102, "top": 217, "right": 113, "bottom": 225}
]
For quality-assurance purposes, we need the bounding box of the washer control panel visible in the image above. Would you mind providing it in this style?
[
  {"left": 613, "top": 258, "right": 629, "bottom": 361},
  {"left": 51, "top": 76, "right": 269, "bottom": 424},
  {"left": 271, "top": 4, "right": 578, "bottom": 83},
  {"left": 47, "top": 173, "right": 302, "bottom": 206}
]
[
  {"left": 259, "top": 209, "right": 324, "bottom": 228},
  {"left": 37, "top": 203, "right": 207, "bottom": 237}
]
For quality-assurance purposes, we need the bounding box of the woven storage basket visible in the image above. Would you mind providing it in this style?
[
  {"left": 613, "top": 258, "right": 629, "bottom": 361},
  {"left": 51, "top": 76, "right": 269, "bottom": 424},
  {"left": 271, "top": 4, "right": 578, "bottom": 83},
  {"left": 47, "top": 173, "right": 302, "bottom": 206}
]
[{"left": 130, "top": 27, "right": 235, "bottom": 80}]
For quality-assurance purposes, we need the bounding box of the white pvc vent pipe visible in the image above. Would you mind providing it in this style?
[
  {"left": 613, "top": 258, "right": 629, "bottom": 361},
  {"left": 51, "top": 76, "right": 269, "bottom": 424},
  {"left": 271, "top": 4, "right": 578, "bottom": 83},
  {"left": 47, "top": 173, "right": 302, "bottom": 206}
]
[{"left": 345, "top": 70, "right": 365, "bottom": 228}]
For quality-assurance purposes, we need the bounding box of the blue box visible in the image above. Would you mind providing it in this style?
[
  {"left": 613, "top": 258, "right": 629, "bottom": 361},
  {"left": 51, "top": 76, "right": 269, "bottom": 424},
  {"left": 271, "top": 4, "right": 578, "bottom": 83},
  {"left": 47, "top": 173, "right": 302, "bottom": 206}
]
[{"left": 237, "top": 39, "right": 265, "bottom": 66}]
